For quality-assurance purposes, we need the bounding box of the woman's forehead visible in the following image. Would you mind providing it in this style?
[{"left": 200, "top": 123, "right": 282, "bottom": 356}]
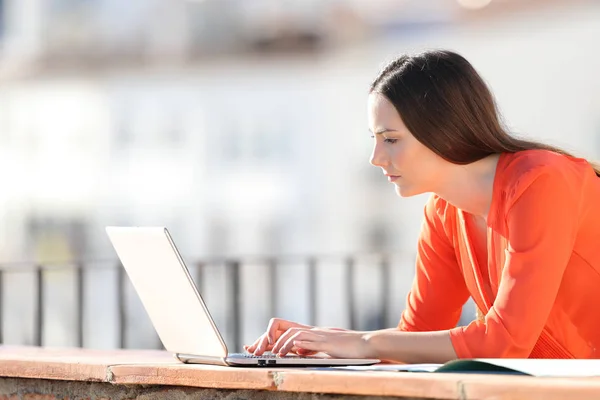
[{"left": 368, "top": 93, "right": 404, "bottom": 127}]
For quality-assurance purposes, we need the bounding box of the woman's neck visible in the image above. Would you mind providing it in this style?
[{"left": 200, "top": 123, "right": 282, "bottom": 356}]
[{"left": 433, "top": 154, "right": 500, "bottom": 220}]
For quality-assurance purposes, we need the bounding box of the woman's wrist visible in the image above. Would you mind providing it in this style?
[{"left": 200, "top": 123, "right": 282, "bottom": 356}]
[{"left": 360, "top": 329, "right": 397, "bottom": 360}]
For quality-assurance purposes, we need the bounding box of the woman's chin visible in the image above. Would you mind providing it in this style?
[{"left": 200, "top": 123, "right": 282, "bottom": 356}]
[{"left": 395, "top": 184, "right": 418, "bottom": 198}]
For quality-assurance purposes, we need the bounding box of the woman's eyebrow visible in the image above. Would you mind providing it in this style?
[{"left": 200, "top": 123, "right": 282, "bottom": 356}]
[{"left": 369, "top": 128, "right": 398, "bottom": 135}]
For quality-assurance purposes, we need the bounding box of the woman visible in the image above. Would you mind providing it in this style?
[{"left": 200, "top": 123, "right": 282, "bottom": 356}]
[{"left": 245, "top": 50, "right": 600, "bottom": 362}]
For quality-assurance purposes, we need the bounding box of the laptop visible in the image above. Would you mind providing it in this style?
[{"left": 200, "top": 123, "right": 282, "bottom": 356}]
[{"left": 105, "top": 226, "right": 380, "bottom": 367}]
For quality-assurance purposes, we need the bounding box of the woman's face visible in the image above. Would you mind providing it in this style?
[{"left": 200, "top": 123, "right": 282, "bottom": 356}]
[{"left": 368, "top": 92, "right": 448, "bottom": 197}]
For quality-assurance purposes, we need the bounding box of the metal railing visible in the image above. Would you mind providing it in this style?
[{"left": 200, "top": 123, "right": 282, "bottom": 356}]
[{"left": 0, "top": 253, "right": 402, "bottom": 352}]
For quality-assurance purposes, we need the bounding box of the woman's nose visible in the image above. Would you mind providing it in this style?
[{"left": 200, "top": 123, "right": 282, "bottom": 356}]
[{"left": 370, "top": 143, "right": 388, "bottom": 168}]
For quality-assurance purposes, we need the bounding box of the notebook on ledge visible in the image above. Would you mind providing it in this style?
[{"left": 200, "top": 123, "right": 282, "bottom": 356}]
[{"left": 334, "top": 359, "right": 600, "bottom": 377}]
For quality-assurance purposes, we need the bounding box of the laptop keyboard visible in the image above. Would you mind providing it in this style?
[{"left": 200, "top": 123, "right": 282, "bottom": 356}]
[{"left": 230, "top": 352, "right": 301, "bottom": 359}]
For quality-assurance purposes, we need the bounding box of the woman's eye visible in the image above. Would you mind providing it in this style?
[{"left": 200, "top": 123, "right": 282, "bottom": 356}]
[{"left": 384, "top": 138, "right": 398, "bottom": 144}]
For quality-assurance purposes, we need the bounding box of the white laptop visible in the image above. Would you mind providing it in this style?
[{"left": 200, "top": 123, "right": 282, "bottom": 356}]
[{"left": 105, "top": 226, "right": 380, "bottom": 367}]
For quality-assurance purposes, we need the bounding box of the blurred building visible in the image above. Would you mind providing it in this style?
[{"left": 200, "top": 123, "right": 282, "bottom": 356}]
[{"left": 0, "top": 0, "right": 454, "bottom": 262}]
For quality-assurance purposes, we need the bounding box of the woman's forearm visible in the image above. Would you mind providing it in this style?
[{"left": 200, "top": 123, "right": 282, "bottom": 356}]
[{"left": 362, "top": 329, "right": 458, "bottom": 364}]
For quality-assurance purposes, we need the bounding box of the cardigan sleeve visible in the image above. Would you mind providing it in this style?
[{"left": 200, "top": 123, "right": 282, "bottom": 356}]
[
  {"left": 399, "top": 195, "right": 470, "bottom": 332},
  {"left": 449, "top": 164, "right": 581, "bottom": 358}
]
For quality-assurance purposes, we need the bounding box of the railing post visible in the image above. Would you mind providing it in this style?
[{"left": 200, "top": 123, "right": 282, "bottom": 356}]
[
  {"left": 268, "top": 258, "right": 277, "bottom": 317},
  {"left": 346, "top": 257, "right": 356, "bottom": 331},
  {"left": 228, "top": 260, "right": 241, "bottom": 353},
  {"left": 76, "top": 264, "right": 84, "bottom": 347},
  {"left": 117, "top": 263, "right": 126, "bottom": 349},
  {"left": 307, "top": 257, "right": 317, "bottom": 326},
  {"left": 34, "top": 266, "right": 44, "bottom": 346},
  {"left": 196, "top": 262, "right": 204, "bottom": 293},
  {"left": 0, "top": 269, "right": 3, "bottom": 344},
  {"left": 380, "top": 255, "right": 390, "bottom": 329}
]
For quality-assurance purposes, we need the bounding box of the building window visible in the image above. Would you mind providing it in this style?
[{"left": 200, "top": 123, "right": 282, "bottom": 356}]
[
  {"left": 209, "top": 107, "right": 295, "bottom": 166},
  {"left": 26, "top": 217, "right": 88, "bottom": 263}
]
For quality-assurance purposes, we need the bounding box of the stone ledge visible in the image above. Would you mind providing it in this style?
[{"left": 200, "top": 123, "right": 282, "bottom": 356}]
[
  {"left": 108, "top": 364, "right": 276, "bottom": 390},
  {"left": 2, "top": 346, "right": 600, "bottom": 399},
  {"left": 0, "top": 345, "right": 174, "bottom": 383},
  {"left": 274, "top": 369, "right": 600, "bottom": 399}
]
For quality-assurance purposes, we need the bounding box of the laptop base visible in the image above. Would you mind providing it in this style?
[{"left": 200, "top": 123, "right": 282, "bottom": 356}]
[{"left": 176, "top": 352, "right": 380, "bottom": 367}]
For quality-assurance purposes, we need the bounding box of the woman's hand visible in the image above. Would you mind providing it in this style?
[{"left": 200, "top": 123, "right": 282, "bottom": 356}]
[
  {"left": 244, "top": 318, "right": 318, "bottom": 356},
  {"left": 271, "top": 327, "right": 372, "bottom": 359},
  {"left": 248, "top": 321, "right": 458, "bottom": 363}
]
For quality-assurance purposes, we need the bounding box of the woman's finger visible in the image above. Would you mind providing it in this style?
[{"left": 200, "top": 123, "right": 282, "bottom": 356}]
[
  {"left": 247, "top": 319, "right": 315, "bottom": 355},
  {"left": 271, "top": 327, "right": 306, "bottom": 354},
  {"left": 296, "top": 348, "right": 318, "bottom": 356},
  {"left": 294, "top": 340, "right": 326, "bottom": 354},
  {"left": 253, "top": 334, "right": 273, "bottom": 355},
  {"left": 244, "top": 333, "right": 266, "bottom": 353},
  {"left": 266, "top": 318, "right": 312, "bottom": 344},
  {"left": 278, "top": 331, "right": 325, "bottom": 356}
]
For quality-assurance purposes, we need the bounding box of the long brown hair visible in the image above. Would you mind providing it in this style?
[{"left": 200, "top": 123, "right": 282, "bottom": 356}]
[{"left": 369, "top": 50, "right": 600, "bottom": 177}]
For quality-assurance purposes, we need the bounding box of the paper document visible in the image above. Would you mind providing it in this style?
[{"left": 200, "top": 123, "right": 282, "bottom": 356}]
[{"left": 323, "top": 363, "right": 443, "bottom": 372}]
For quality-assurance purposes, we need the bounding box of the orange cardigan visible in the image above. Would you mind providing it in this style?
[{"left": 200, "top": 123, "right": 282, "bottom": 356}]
[{"left": 398, "top": 150, "right": 600, "bottom": 359}]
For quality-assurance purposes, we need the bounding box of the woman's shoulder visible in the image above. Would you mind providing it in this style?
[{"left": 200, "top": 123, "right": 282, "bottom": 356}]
[
  {"left": 500, "top": 149, "right": 580, "bottom": 178},
  {"left": 497, "top": 149, "right": 592, "bottom": 207}
]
